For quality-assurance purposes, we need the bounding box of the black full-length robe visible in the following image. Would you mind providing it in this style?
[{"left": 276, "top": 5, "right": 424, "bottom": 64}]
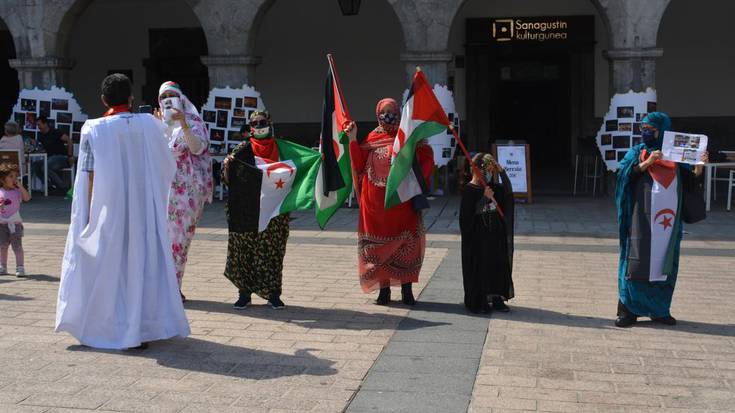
[{"left": 459, "top": 171, "right": 515, "bottom": 312}]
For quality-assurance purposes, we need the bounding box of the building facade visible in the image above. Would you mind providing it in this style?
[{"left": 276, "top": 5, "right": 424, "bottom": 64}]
[{"left": 1, "top": 0, "right": 733, "bottom": 191}]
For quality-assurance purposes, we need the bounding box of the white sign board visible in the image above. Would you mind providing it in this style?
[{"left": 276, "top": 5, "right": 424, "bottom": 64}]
[
  {"left": 9, "top": 86, "right": 89, "bottom": 145},
  {"left": 595, "top": 88, "right": 657, "bottom": 171},
  {"left": 200, "top": 85, "right": 266, "bottom": 155},
  {"left": 662, "top": 131, "right": 708, "bottom": 165},
  {"left": 496, "top": 145, "right": 528, "bottom": 193},
  {"left": 402, "top": 84, "right": 459, "bottom": 167}
]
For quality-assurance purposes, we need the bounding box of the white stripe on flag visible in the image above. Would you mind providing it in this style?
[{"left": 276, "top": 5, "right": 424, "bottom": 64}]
[
  {"left": 648, "top": 177, "right": 678, "bottom": 282},
  {"left": 256, "top": 157, "right": 296, "bottom": 232}
]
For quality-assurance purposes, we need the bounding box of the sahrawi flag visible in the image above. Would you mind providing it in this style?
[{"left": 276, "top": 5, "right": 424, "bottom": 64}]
[
  {"left": 384, "top": 68, "right": 451, "bottom": 209},
  {"left": 253, "top": 139, "right": 321, "bottom": 232},
  {"left": 315, "top": 55, "right": 353, "bottom": 229}
]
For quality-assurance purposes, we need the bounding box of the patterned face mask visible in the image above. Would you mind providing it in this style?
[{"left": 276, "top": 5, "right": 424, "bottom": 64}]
[{"left": 379, "top": 112, "right": 398, "bottom": 126}]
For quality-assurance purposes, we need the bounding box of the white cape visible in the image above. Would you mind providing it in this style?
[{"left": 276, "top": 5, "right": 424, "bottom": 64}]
[{"left": 55, "top": 113, "right": 190, "bottom": 349}]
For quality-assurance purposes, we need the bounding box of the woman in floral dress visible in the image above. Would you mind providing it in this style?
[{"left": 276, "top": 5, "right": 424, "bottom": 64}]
[{"left": 158, "top": 81, "right": 213, "bottom": 301}]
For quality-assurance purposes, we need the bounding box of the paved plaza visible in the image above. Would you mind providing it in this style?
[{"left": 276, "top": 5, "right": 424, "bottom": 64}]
[{"left": 0, "top": 195, "right": 734, "bottom": 412}]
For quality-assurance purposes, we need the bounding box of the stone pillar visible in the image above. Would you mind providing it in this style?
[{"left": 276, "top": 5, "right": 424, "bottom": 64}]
[
  {"left": 597, "top": 0, "right": 671, "bottom": 93},
  {"left": 200, "top": 55, "right": 262, "bottom": 88},
  {"left": 604, "top": 48, "right": 663, "bottom": 93},
  {"left": 9, "top": 57, "right": 75, "bottom": 89},
  {"left": 400, "top": 51, "right": 453, "bottom": 86}
]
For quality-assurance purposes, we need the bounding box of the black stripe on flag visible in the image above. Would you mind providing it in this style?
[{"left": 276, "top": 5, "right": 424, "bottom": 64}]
[{"left": 319, "top": 66, "right": 345, "bottom": 196}]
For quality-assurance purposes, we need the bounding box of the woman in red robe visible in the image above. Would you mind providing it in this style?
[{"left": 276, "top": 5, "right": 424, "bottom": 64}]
[{"left": 347, "top": 98, "right": 434, "bottom": 305}]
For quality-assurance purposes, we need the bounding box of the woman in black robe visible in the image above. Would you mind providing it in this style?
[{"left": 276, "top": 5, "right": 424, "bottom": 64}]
[{"left": 460, "top": 153, "right": 515, "bottom": 313}]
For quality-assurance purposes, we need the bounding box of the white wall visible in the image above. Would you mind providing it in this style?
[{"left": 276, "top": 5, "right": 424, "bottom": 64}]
[
  {"left": 68, "top": 0, "right": 201, "bottom": 116},
  {"left": 447, "top": 0, "right": 610, "bottom": 117},
  {"left": 254, "top": 0, "right": 405, "bottom": 124},
  {"left": 657, "top": 0, "right": 735, "bottom": 117}
]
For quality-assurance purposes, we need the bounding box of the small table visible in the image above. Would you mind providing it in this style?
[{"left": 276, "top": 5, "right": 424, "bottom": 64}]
[
  {"left": 211, "top": 155, "right": 225, "bottom": 201},
  {"left": 27, "top": 153, "right": 48, "bottom": 197},
  {"left": 704, "top": 161, "right": 735, "bottom": 211}
]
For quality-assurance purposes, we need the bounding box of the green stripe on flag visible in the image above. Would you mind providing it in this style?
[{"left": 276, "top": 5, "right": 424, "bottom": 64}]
[
  {"left": 384, "top": 121, "right": 447, "bottom": 209},
  {"left": 275, "top": 139, "right": 322, "bottom": 214},
  {"left": 316, "top": 130, "right": 352, "bottom": 229}
]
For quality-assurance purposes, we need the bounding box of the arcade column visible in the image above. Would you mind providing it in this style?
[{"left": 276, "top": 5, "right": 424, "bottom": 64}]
[
  {"left": 9, "top": 57, "right": 74, "bottom": 90},
  {"left": 201, "top": 55, "right": 262, "bottom": 88}
]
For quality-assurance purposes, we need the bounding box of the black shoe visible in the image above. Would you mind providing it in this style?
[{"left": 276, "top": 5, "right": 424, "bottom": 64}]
[
  {"left": 376, "top": 287, "right": 391, "bottom": 305},
  {"left": 615, "top": 315, "right": 637, "bottom": 327},
  {"left": 268, "top": 294, "right": 285, "bottom": 309},
  {"left": 652, "top": 316, "right": 676, "bottom": 325},
  {"left": 233, "top": 292, "right": 251, "bottom": 310},
  {"left": 492, "top": 297, "right": 510, "bottom": 312},
  {"left": 126, "top": 342, "right": 149, "bottom": 350},
  {"left": 401, "top": 283, "right": 416, "bottom": 306}
]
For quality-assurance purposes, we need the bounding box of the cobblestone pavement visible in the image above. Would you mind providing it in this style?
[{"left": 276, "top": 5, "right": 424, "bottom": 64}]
[{"left": 1, "top": 195, "right": 734, "bottom": 412}]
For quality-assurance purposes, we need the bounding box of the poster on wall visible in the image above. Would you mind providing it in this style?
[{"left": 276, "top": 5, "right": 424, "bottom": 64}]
[
  {"left": 402, "top": 84, "right": 460, "bottom": 167},
  {"left": 200, "top": 85, "right": 266, "bottom": 156},
  {"left": 9, "top": 87, "right": 89, "bottom": 149},
  {"left": 595, "top": 88, "right": 657, "bottom": 171}
]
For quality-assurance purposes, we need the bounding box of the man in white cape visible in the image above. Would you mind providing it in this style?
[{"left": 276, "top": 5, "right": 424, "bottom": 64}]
[{"left": 55, "top": 73, "right": 190, "bottom": 349}]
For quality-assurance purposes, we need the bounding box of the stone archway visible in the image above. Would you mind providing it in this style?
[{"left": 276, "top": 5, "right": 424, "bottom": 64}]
[
  {"left": 56, "top": 0, "right": 210, "bottom": 112},
  {"left": 249, "top": 0, "right": 406, "bottom": 130}
]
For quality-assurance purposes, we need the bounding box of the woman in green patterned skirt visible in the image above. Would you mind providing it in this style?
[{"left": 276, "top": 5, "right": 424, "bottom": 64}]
[{"left": 222, "top": 112, "right": 288, "bottom": 309}]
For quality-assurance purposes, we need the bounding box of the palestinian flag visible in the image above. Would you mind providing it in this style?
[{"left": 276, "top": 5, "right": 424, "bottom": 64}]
[
  {"left": 315, "top": 55, "right": 353, "bottom": 229},
  {"left": 228, "top": 139, "right": 321, "bottom": 233},
  {"left": 384, "top": 68, "right": 451, "bottom": 209}
]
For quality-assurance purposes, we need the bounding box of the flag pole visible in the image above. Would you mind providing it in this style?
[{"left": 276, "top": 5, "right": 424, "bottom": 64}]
[{"left": 327, "top": 54, "right": 351, "bottom": 120}]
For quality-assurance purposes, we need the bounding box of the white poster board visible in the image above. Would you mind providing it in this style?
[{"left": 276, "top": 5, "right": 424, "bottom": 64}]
[
  {"left": 402, "top": 84, "right": 459, "bottom": 167},
  {"left": 9, "top": 86, "right": 89, "bottom": 147},
  {"left": 200, "top": 85, "right": 266, "bottom": 155},
  {"left": 496, "top": 145, "right": 528, "bottom": 193},
  {"left": 595, "top": 88, "right": 657, "bottom": 171},
  {"left": 662, "top": 131, "right": 708, "bottom": 165}
]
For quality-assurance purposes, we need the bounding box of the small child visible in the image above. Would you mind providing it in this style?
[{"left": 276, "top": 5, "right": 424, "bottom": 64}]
[{"left": 0, "top": 163, "right": 31, "bottom": 277}]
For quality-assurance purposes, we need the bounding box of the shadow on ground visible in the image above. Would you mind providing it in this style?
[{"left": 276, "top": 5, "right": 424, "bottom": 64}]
[
  {"left": 493, "top": 305, "right": 735, "bottom": 337},
  {"left": 185, "top": 300, "right": 450, "bottom": 331},
  {"left": 68, "top": 337, "right": 337, "bottom": 379}
]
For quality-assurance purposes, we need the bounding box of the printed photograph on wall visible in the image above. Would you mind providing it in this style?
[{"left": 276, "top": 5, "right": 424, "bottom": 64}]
[
  {"left": 616, "top": 106, "right": 634, "bottom": 118},
  {"left": 601, "top": 134, "right": 612, "bottom": 146},
  {"left": 21, "top": 99, "right": 36, "bottom": 112},
  {"left": 612, "top": 135, "right": 630, "bottom": 149},
  {"left": 39, "top": 101, "right": 51, "bottom": 118},
  {"left": 214, "top": 96, "right": 232, "bottom": 110},
  {"left": 605, "top": 119, "right": 618, "bottom": 132},
  {"left": 52, "top": 98, "right": 69, "bottom": 111},
  {"left": 243, "top": 97, "right": 258, "bottom": 108},
  {"left": 216, "top": 110, "right": 229, "bottom": 128},
  {"left": 202, "top": 110, "right": 216, "bottom": 123},
  {"left": 56, "top": 112, "right": 73, "bottom": 124}
]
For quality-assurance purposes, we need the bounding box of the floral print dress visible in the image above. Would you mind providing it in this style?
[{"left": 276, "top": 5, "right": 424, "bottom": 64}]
[{"left": 167, "top": 113, "right": 213, "bottom": 287}]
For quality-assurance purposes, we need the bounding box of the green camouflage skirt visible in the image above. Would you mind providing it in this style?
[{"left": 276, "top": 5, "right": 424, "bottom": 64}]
[{"left": 224, "top": 214, "right": 290, "bottom": 299}]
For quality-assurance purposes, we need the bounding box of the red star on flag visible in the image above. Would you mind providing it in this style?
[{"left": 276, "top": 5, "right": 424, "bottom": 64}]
[
  {"left": 660, "top": 215, "right": 672, "bottom": 230},
  {"left": 275, "top": 179, "right": 285, "bottom": 189}
]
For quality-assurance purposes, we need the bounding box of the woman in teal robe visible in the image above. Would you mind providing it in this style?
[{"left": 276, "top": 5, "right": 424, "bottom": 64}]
[{"left": 615, "top": 112, "right": 705, "bottom": 327}]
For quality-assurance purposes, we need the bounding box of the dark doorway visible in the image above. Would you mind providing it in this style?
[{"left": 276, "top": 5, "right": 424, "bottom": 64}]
[
  {"left": 0, "top": 29, "right": 19, "bottom": 124},
  {"left": 143, "top": 28, "right": 209, "bottom": 109},
  {"left": 465, "top": 16, "right": 595, "bottom": 195}
]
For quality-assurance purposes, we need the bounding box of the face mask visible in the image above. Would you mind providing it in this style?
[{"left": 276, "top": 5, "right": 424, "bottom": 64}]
[
  {"left": 252, "top": 126, "right": 271, "bottom": 139},
  {"left": 161, "top": 97, "right": 183, "bottom": 124},
  {"left": 379, "top": 112, "right": 397, "bottom": 125},
  {"left": 641, "top": 128, "right": 657, "bottom": 145}
]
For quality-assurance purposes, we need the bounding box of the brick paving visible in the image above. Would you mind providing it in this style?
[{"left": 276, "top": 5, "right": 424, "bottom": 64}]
[{"left": 1, "top": 195, "right": 734, "bottom": 412}]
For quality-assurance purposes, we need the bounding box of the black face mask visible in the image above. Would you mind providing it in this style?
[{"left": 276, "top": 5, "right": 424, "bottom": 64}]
[{"left": 641, "top": 128, "right": 657, "bottom": 145}]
